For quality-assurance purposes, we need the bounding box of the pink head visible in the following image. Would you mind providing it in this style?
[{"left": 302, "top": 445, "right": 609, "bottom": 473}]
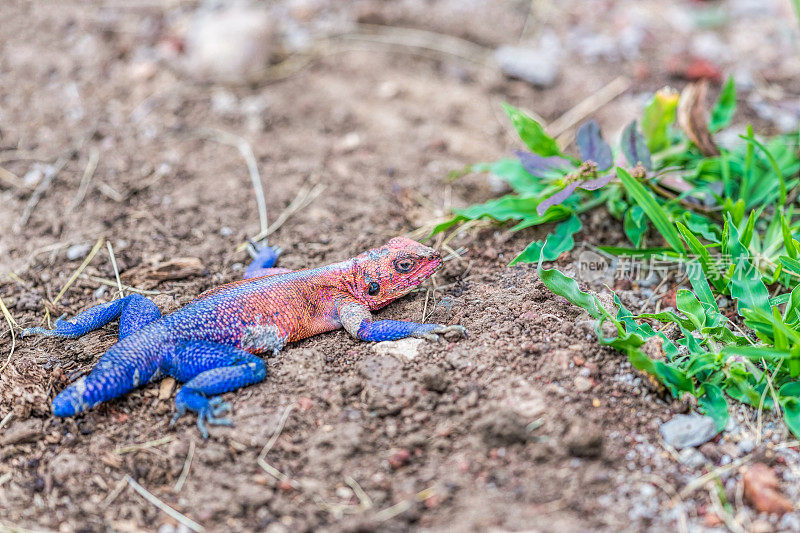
[{"left": 348, "top": 237, "right": 442, "bottom": 310}]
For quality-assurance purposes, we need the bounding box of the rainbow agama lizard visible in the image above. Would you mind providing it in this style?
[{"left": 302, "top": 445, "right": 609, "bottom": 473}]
[{"left": 23, "top": 237, "right": 465, "bottom": 437}]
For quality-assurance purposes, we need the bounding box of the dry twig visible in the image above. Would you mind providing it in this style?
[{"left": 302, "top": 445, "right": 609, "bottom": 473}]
[
  {"left": 549, "top": 76, "right": 631, "bottom": 143},
  {"left": 124, "top": 474, "right": 205, "bottom": 532},
  {"left": 0, "top": 295, "right": 19, "bottom": 373},
  {"left": 199, "top": 129, "right": 269, "bottom": 238},
  {"left": 174, "top": 440, "right": 196, "bottom": 493},
  {"left": 114, "top": 435, "right": 175, "bottom": 455},
  {"left": 106, "top": 241, "right": 125, "bottom": 300},
  {"left": 238, "top": 182, "right": 326, "bottom": 251},
  {"left": 67, "top": 148, "right": 99, "bottom": 213}
]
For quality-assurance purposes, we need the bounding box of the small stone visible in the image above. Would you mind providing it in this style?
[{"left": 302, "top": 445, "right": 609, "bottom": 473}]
[
  {"left": 421, "top": 367, "right": 449, "bottom": 393},
  {"left": 220, "top": 226, "right": 233, "bottom": 237},
  {"left": 743, "top": 463, "right": 794, "bottom": 515},
  {"left": 494, "top": 37, "right": 560, "bottom": 88},
  {"left": 158, "top": 377, "right": 176, "bottom": 400},
  {"left": 184, "top": 6, "right": 276, "bottom": 83},
  {"left": 659, "top": 414, "right": 718, "bottom": 449},
  {"left": 573, "top": 376, "right": 593, "bottom": 393},
  {"left": 678, "top": 447, "right": 706, "bottom": 469},
  {"left": 371, "top": 338, "right": 424, "bottom": 360},
  {"left": 377, "top": 81, "right": 399, "bottom": 100},
  {"left": 296, "top": 397, "right": 313, "bottom": 411},
  {"left": 335, "top": 486, "right": 352, "bottom": 500},
  {"left": 66, "top": 243, "right": 91, "bottom": 260},
  {"left": 388, "top": 448, "right": 411, "bottom": 469},
  {"left": 738, "top": 438, "right": 755, "bottom": 454},
  {"left": 277, "top": 479, "right": 295, "bottom": 492}
]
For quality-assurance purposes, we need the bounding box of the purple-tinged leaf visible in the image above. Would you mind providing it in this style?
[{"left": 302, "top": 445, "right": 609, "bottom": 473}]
[
  {"left": 514, "top": 150, "right": 569, "bottom": 176},
  {"left": 576, "top": 120, "right": 613, "bottom": 170},
  {"left": 579, "top": 173, "right": 614, "bottom": 191},
  {"left": 621, "top": 120, "right": 652, "bottom": 171},
  {"left": 536, "top": 181, "right": 580, "bottom": 216}
]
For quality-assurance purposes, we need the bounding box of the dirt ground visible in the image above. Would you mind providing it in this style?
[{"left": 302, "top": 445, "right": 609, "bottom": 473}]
[{"left": 3, "top": 1, "right": 800, "bottom": 532}]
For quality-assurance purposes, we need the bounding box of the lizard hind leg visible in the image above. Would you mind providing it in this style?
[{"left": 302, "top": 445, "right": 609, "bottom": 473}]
[
  {"left": 165, "top": 341, "right": 267, "bottom": 438},
  {"left": 244, "top": 242, "right": 283, "bottom": 279},
  {"left": 22, "top": 294, "right": 161, "bottom": 340}
]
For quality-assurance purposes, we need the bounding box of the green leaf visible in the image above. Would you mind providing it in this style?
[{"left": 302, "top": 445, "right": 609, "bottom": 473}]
[
  {"left": 472, "top": 159, "right": 544, "bottom": 195},
  {"left": 617, "top": 168, "right": 685, "bottom": 252},
  {"left": 636, "top": 311, "right": 697, "bottom": 332},
  {"left": 699, "top": 383, "right": 729, "bottom": 432},
  {"left": 537, "top": 262, "right": 608, "bottom": 321},
  {"left": 597, "top": 246, "right": 679, "bottom": 258},
  {"left": 709, "top": 76, "right": 736, "bottom": 132},
  {"left": 727, "top": 216, "right": 771, "bottom": 315},
  {"left": 779, "top": 382, "right": 800, "bottom": 437},
  {"left": 739, "top": 132, "right": 787, "bottom": 205},
  {"left": 642, "top": 87, "right": 679, "bottom": 152},
  {"left": 781, "top": 396, "right": 800, "bottom": 438},
  {"left": 620, "top": 121, "right": 653, "bottom": 170},
  {"left": 624, "top": 205, "right": 647, "bottom": 247},
  {"left": 677, "top": 289, "right": 706, "bottom": 329},
  {"left": 781, "top": 211, "right": 798, "bottom": 260},
  {"left": 501, "top": 103, "right": 561, "bottom": 157},
  {"left": 510, "top": 215, "right": 582, "bottom": 265},
  {"left": 655, "top": 361, "right": 695, "bottom": 396}
]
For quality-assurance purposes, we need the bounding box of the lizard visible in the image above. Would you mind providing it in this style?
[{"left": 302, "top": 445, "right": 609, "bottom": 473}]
[{"left": 22, "top": 237, "right": 465, "bottom": 437}]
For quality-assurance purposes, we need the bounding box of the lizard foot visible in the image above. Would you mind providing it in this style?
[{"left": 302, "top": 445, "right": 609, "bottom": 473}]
[
  {"left": 415, "top": 325, "right": 468, "bottom": 342},
  {"left": 247, "top": 239, "right": 282, "bottom": 261},
  {"left": 171, "top": 389, "right": 234, "bottom": 439}
]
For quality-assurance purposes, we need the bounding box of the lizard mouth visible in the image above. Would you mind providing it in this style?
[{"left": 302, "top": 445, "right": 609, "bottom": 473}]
[{"left": 409, "top": 256, "right": 442, "bottom": 287}]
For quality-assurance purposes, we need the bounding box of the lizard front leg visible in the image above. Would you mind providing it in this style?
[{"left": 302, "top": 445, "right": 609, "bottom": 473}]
[{"left": 335, "top": 298, "right": 466, "bottom": 342}]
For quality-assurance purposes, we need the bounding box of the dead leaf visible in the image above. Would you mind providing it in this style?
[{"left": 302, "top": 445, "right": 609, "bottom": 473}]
[
  {"left": 743, "top": 463, "right": 794, "bottom": 515},
  {"left": 122, "top": 257, "right": 204, "bottom": 288},
  {"left": 677, "top": 80, "right": 720, "bottom": 157}
]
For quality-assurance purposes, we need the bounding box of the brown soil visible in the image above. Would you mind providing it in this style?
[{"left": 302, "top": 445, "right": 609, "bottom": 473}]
[{"left": 2, "top": 2, "right": 799, "bottom": 532}]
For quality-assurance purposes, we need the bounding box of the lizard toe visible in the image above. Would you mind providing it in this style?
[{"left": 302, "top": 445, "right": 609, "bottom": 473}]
[
  {"left": 210, "top": 400, "right": 232, "bottom": 418},
  {"left": 438, "top": 325, "right": 467, "bottom": 339}
]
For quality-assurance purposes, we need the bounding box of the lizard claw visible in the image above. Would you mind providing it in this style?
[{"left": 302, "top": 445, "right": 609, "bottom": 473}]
[
  {"left": 247, "top": 239, "right": 282, "bottom": 260},
  {"left": 430, "top": 325, "right": 467, "bottom": 340},
  {"left": 414, "top": 325, "right": 467, "bottom": 343},
  {"left": 172, "top": 390, "right": 234, "bottom": 439},
  {"left": 208, "top": 397, "right": 232, "bottom": 417}
]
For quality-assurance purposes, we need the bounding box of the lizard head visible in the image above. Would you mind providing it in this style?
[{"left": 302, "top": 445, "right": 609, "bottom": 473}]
[{"left": 350, "top": 237, "right": 442, "bottom": 310}]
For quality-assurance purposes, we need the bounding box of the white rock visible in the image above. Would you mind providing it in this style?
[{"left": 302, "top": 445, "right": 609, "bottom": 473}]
[
  {"left": 494, "top": 33, "right": 561, "bottom": 88},
  {"left": 678, "top": 447, "right": 706, "bottom": 469},
  {"left": 66, "top": 243, "right": 91, "bottom": 260},
  {"left": 184, "top": 6, "right": 275, "bottom": 83},
  {"left": 371, "top": 338, "right": 424, "bottom": 360},
  {"left": 660, "top": 414, "right": 718, "bottom": 449}
]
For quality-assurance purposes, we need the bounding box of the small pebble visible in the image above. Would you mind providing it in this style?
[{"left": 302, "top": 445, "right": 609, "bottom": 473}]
[
  {"left": 659, "top": 414, "right": 717, "bottom": 449},
  {"left": 66, "top": 243, "right": 91, "bottom": 260},
  {"left": 678, "top": 447, "right": 706, "bottom": 469}
]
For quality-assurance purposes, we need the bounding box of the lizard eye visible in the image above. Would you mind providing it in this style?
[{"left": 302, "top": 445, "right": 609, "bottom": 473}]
[
  {"left": 367, "top": 282, "right": 380, "bottom": 296},
  {"left": 394, "top": 258, "right": 416, "bottom": 273}
]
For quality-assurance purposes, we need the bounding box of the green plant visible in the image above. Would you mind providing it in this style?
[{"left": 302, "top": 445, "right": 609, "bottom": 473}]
[{"left": 435, "top": 78, "right": 800, "bottom": 436}]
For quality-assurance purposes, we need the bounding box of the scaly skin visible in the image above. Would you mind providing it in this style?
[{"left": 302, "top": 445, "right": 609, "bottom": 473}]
[{"left": 23, "top": 237, "right": 465, "bottom": 437}]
